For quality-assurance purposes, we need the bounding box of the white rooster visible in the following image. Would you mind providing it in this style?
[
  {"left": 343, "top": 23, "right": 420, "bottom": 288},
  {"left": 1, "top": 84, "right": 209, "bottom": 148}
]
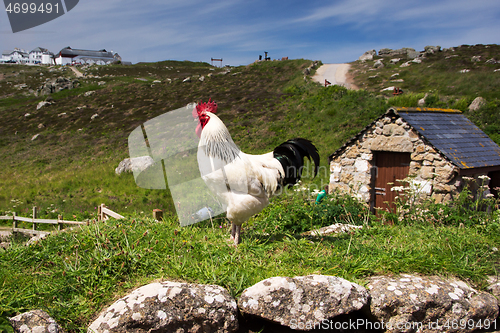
[{"left": 193, "top": 99, "right": 320, "bottom": 245}]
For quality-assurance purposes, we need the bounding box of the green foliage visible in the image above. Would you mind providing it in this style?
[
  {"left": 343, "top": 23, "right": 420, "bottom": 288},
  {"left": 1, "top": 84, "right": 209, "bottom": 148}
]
[
  {"left": 249, "top": 189, "right": 370, "bottom": 234},
  {"left": 382, "top": 176, "right": 499, "bottom": 227}
]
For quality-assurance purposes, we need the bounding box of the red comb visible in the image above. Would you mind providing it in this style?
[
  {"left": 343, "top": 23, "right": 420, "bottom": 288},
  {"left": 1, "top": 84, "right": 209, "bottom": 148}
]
[{"left": 195, "top": 98, "right": 217, "bottom": 117}]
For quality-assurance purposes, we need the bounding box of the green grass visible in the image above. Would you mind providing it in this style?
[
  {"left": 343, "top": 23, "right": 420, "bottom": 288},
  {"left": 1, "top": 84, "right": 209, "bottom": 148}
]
[
  {"left": 1, "top": 192, "right": 499, "bottom": 332},
  {"left": 1, "top": 48, "right": 500, "bottom": 332}
]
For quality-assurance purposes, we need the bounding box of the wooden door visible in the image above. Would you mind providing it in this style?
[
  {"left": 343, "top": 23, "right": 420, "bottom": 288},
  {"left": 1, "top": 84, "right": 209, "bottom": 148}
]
[
  {"left": 373, "top": 152, "right": 411, "bottom": 213},
  {"left": 488, "top": 170, "right": 500, "bottom": 199}
]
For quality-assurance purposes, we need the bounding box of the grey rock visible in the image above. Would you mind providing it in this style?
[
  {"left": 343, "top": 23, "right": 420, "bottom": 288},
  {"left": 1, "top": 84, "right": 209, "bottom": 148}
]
[
  {"left": 378, "top": 48, "right": 393, "bottom": 56},
  {"left": 486, "top": 58, "right": 498, "bottom": 64},
  {"left": 424, "top": 45, "right": 441, "bottom": 55},
  {"left": 37, "top": 77, "right": 78, "bottom": 95},
  {"left": 406, "top": 49, "right": 419, "bottom": 59},
  {"left": 487, "top": 276, "right": 500, "bottom": 299},
  {"left": 359, "top": 50, "right": 376, "bottom": 61},
  {"left": 36, "top": 101, "right": 51, "bottom": 110},
  {"left": 305, "top": 223, "right": 362, "bottom": 236},
  {"left": 115, "top": 156, "right": 155, "bottom": 175},
  {"left": 374, "top": 59, "right": 384, "bottom": 69},
  {"left": 238, "top": 275, "right": 369, "bottom": 330},
  {"left": 88, "top": 281, "right": 238, "bottom": 333},
  {"left": 471, "top": 55, "right": 482, "bottom": 62},
  {"left": 468, "top": 97, "right": 486, "bottom": 112},
  {"left": 183, "top": 77, "right": 191, "bottom": 83},
  {"left": 368, "top": 274, "right": 498, "bottom": 333},
  {"left": 10, "top": 309, "right": 64, "bottom": 333},
  {"left": 418, "top": 93, "right": 429, "bottom": 107}
]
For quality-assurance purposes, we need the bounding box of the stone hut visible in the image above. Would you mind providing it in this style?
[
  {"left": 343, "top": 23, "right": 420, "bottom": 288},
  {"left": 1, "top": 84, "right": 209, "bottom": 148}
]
[{"left": 328, "top": 107, "right": 500, "bottom": 212}]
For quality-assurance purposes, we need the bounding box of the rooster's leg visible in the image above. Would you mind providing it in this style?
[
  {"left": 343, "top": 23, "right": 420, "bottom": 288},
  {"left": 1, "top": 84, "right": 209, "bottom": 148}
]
[{"left": 230, "top": 223, "right": 241, "bottom": 245}]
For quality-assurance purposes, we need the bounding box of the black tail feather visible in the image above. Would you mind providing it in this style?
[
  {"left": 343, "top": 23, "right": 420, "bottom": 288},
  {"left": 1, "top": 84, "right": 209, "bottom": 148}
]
[{"left": 273, "top": 138, "right": 320, "bottom": 187}]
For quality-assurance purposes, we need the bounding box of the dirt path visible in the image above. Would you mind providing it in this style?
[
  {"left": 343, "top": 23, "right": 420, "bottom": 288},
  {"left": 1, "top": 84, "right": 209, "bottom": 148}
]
[
  {"left": 70, "top": 66, "right": 84, "bottom": 78},
  {"left": 312, "top": 63, "right": 358, "bottom": 89}
]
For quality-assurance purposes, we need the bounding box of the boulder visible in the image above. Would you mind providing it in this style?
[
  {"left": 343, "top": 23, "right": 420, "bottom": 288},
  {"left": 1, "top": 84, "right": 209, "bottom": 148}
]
[
  {"left": 238, "top": 275, "right": 369, "bottom": 330},
  {"left": 359, "top": 50, "right": 376, "bottom": 61},
  {"left": 424, "top": 46, "right": 441, "bottom": 55},
  {"left": 36, "top": 101, "right": 51, "bottom": 110},
  {"left": 471, "top": 55, "right": 481, "bottom": 62},
  {"left": 368, "top": 274, "right": 499, "bottom": 332},
  {"left": 88, "top": 281, "right": 238, "bottom": 333},
  {"left": 10, "top": 309, "right": 64, "bottom": 333},
  {"left": 468, "top": 97, "right": 486, "bottom": 112},
  {"left": 37, "top": 77, "right": 79, "bottom": 95},
  {"left": 374, "top": 60, "right": 384, "bottom": 69},
  {"left": 115, "top": 156, "right": 155, "bottom": 175},
  {"left": 378, "top": 48, "right": 393, "bottom": 56}
]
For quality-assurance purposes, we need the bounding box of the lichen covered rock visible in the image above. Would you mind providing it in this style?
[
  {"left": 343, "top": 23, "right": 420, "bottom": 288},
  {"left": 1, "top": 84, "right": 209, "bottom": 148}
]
[
  {"left": 88, "top": 281, "right": 238, "bottom": 333},
  {"left": 368, "top": 274, "right": 499, "bottom": 332},
  {"left": 238, "top": 275, "right": 369, "bottom": 330},
  {"left": 10, "top": 309, "right": 64, "bottom": 333}
]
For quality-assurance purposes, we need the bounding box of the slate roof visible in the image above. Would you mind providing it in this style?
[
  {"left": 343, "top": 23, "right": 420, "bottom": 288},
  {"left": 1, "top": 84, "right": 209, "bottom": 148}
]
[
  {"left": 329, "top": 107, "right": 500, "bottom": 171},
  {"left": 59, "top": 47, "right": 114, "bottom": 59},
  {"left": 391, "top": 107, "right": 500, "bottom": 169}
]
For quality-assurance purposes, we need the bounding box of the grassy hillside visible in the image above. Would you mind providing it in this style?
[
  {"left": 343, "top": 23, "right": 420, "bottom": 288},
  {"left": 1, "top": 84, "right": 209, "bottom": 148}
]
[
  {"left": 351, "top": 44, "right": 500, "bottom": 143},
  {"left": 1, "top": 46, "right": 499, "bottom": 221},
  {"left": 1, "top": 46, "right": 500, "bottom": 332}
]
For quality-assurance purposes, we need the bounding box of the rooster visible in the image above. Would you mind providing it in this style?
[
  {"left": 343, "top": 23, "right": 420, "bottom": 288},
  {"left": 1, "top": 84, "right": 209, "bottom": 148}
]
[{"left": 193, "top": 99, "right": 320, "bottom": 245}]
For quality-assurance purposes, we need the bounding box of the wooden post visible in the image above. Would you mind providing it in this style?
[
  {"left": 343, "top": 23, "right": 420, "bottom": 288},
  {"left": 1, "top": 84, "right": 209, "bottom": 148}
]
[
  {"left": 12, "top": 212, "right": 17, "bottom": 231},
  {"left": 58, "top": 215, "right": 63, "bottom": 231},
  {"left": 98, "top": 204, "right": 103, "bottom": 222},
  {"left": 32, "top": 206, "right": 37, "bottom": 231},
  {"left": 153, "top": 209, "right": 163, "bottom": 221}
]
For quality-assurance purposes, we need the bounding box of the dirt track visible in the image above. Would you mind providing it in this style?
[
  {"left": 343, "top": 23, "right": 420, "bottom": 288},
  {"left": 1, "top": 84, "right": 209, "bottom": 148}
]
[{"left": 312, "top": 63, "right": 358, "bottom": 89}]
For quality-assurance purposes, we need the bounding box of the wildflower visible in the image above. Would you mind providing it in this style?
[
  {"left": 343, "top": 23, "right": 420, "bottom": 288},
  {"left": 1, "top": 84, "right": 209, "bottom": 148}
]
[{"left": 478, "top": 175, "right": 490, "bottom": 181}]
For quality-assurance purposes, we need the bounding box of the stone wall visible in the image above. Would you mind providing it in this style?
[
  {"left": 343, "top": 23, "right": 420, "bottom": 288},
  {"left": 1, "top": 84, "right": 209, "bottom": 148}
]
[{"left": 329, "top": 114, "right": 476, "bottom": 205}]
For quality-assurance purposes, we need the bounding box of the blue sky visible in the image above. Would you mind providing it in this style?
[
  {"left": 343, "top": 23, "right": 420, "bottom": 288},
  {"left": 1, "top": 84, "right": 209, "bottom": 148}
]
[{"left": 1, "top": 0, "right": 500, "bottom": 65}]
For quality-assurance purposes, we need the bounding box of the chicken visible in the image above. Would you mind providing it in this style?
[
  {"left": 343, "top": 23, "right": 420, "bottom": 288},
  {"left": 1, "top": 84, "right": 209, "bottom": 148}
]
[{"left": 193, "top": 99, "right": 320, "bottom": 245}]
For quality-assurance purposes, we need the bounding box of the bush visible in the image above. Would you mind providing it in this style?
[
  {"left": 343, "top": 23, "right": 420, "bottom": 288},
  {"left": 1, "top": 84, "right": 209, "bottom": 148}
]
[
  {"left": 383, "top": 176, "right": 499, "bottom": 227},
  {"left": 249, "top": 188, "right": 371, "bottom": 235}
]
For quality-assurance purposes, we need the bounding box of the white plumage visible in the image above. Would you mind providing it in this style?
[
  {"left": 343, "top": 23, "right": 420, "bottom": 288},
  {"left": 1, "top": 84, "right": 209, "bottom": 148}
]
[{"left": 194, "top": 100, "right": 319, "bottom": 245}]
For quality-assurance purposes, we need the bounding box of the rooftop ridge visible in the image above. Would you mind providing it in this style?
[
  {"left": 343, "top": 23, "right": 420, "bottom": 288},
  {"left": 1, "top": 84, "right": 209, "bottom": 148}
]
[{"left": 390, "top": 106, "right": 462, "bottom": 114}]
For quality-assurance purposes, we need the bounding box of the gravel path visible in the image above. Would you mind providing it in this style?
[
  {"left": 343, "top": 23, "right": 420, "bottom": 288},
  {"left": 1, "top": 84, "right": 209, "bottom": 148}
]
[{"left": 312, "top": 63, "right": 357, "bottom": 89}]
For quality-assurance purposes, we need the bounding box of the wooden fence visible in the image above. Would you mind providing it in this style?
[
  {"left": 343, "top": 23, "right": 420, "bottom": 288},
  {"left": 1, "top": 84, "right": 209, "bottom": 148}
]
[
  {"left": 98, "top": 204, "right": 124, "bottom": 222},
  {"left": 0, "top": 204, "right": 124, "bottom": 236}
]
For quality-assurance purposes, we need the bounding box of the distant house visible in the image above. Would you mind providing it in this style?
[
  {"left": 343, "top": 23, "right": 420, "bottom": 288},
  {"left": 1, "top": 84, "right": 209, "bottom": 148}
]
[
  {"left": 55, "top": 46, "right": 115, "bottom": 65},
  {"left": 1, "top": 48, "right": 29, "bottom": 63},
  {"left": 328, "top": 107, "right": 500, "bottom": 213},
  {"left": 29, "top": 47, "right": 54, "bottom": 65}
]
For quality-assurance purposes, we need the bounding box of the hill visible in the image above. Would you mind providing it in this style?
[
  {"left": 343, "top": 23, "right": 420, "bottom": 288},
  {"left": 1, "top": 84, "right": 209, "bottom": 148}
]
[
  {"left": 0, "top": 45, "right": 499, "bottom": 220},
  {"left": 0, "top": 46, "right": 499, "bottom": 333}
]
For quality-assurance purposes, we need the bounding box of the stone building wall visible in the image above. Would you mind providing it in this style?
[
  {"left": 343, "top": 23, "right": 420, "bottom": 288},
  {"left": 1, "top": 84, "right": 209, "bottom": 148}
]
[{"left": 329, "top": 114, "right": 468, "bottom": 205}]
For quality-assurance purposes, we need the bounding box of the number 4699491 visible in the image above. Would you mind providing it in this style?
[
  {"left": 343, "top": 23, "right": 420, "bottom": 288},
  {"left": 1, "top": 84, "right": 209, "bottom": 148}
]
[{"left": 5, "top": 2, "right": 59, "bottom": 14}]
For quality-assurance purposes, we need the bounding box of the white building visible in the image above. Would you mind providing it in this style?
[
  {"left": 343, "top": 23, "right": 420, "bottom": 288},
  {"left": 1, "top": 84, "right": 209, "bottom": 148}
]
[
  {"left": 54, "top": 46, "right": 115, "bottom": 65},
  {"left": 29, "top": 47, "right": 54, "bottom": 65},
  {"left": 1, "top": 48, "right": 29, "bottom": 63}
]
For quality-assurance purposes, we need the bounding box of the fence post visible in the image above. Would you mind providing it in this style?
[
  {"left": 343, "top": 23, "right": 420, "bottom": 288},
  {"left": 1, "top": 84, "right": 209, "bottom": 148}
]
[
  {"left": 58, "top": 215, "right": 63, "bottom": 231},
  {"left": 32, "top": 206, "right": 37, "bottom": 232},
  {"left": 153, "top": 209, "right": 163, "bottom": 221},
  {"left": 98, "top": 204, "right": 102, "bottom": 222},
  {"left": 12, "top": 212, "right": 17, "bottom": 231}
]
